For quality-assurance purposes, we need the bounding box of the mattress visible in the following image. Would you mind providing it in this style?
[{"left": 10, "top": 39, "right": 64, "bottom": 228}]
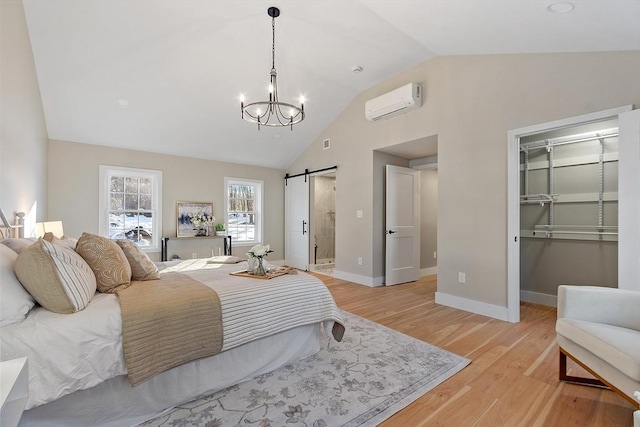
[{"left": 0, "top": 260, "right": 343, "bottom": 411}]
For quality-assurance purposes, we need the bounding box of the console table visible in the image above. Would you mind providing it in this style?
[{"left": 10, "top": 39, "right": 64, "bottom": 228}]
[{"left": 161, "top": 235, "right": 232, "bottom": 261}]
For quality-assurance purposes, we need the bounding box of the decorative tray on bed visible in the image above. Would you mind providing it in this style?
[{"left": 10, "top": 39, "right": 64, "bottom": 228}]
[{"left": 230, "top": 266, "right": 297, "bottom": 280}]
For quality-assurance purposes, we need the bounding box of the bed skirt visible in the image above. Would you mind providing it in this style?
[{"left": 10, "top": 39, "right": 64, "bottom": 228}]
[{"left": 20, "top": 323, "right": 322, "bottom": 427}]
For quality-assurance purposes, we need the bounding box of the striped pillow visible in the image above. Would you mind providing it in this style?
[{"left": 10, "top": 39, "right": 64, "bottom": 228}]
[{"left": 14, "top": 239, "right": 96, "bottom": 314}]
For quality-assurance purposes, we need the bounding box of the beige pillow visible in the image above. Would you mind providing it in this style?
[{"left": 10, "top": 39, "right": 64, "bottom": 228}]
[
  {"left": 76, "top": 232, "right": 132, "bottom": 293},
  {"left": 14, "top": 239, "right": 96, "bottom": 314},
  {"left": 116, "top": 239, "right": 159, "bottom": 281},
  {"left": 206, "top": 255, "right": 244, "bottom": 264},
  {"left": 43, "top": 232, "right": 78, "bottom": 251}
]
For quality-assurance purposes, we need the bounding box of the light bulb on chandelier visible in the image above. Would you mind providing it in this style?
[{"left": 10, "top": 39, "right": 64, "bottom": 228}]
[{"left": 240, "top": 7, "right": 305, "bottom": 130}]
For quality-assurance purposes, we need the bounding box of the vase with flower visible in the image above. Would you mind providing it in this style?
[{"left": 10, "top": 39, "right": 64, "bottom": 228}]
[{"left": 247, "top": 244, "right": 274, "bottom": 276}]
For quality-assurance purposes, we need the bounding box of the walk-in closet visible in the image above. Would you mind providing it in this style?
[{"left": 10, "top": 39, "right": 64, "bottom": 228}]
[{"left": 519, "top": 119, "right": 619, "bottom": 306}]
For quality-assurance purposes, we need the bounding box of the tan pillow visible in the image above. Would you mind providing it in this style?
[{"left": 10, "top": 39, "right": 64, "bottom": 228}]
[
  {"left": 206, "top": 255, "right": 244, "bottom": 264},
  {"left": 14, "top": 239, "right": 96, "bottom": 314},
  {"left": 116, "top": 239, "right": 159, "bottom": 281},
  {"left": 76, "top": 232, "right": 132, "bottom": 293},
  {"left": 43, "top": 233, "right": 79, "bottom": 251}
]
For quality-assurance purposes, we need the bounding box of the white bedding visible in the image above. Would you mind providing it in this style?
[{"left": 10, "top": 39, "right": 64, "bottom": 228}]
[
  {"left": 0, "top": 260, "right": 343, "bottom": 410},
  {"left": 21, "top": 324, "right": 321, "bottom": 427}
]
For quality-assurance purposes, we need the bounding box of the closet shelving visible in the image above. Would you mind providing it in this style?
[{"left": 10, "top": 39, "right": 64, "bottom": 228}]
[{"left": 519, "top": 127, "right": 619, "bottom": 241}]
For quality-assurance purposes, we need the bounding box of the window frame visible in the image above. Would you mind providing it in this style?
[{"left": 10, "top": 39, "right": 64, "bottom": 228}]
[
  {"left": 224, "top": 177, "right": 263, "bottom": 247},
  {"left": 99, "top": 165, "right": 162, "bottom": 252}
]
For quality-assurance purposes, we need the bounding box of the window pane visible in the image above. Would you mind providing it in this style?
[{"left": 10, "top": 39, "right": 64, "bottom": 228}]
[
  {"left": 125, "top": 194, "right": 138, "bottom": 210},
  {"left": 139, "top": 178, "right": 151, "bottom": 194},
  {"left": 110, "top": 193, "right": 124, "bottom": 210},
  {"left": 124, "top": 212, "right": 153, "bottom": 247},
  {"left": 228, "top": 212, "right": 255, "bottom": 242},
  {"left": 139, "top": 193, "right": 152, "bottom": 210},
  {"left": 111, "top": 176, "right": 124, "bottom": 192},
  {"left": 228, "top": 185, "right": 256, "bottom": 212},
  {"left": 108, "top": 213, "right": 125, "bottom": 238},
  {"left": 125, "top": 177, "right": 138, "bottom": 194}
]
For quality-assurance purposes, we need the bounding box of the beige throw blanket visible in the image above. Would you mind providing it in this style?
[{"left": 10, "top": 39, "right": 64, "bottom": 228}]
[{"left": 117, "top": 272, "right": 222, "bottom": 386}]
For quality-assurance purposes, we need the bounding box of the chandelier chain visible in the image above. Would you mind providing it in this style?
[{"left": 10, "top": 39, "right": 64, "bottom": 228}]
[{"left": 271, "top": 15, "right": 276, "bottom": 71}]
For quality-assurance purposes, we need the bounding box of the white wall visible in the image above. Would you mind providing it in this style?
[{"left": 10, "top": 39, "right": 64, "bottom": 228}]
[
  {"left": 0, "top": 0, "right": 48, "bottom": 226},
  {"left": 420, "top": 169, "right": 438, "bottom": 271},
  {"left": 289, "top": 51, "right": 640, "bottom": 315}
]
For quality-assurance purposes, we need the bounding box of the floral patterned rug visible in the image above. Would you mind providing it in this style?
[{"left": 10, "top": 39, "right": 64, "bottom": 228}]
[{"left": 140, "top": 310, "right": 470, "bottom": 427}]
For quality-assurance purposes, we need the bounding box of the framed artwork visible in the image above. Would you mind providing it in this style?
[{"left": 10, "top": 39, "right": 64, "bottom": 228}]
[{"left": 176, "top": 201, "right": 214, "bottom": 238}]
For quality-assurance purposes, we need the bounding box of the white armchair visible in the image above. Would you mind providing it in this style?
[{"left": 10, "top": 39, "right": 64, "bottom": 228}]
[{"left": 556, "top": 285, "right": 640, "bottom": 411}]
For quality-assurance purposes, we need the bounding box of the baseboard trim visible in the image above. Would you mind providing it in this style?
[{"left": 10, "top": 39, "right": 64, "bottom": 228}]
[
  {"left": 520, "top": 290, "right": 557, "bottom": 307},
  {"left": 333, "top": 270, "right": 384, "bottom": 287},
  {"left": 435, "top": 291, "right": 509, "bottom": 321},
  {"left": 420, "top": 267, "right": 437, "bottom": 277}
]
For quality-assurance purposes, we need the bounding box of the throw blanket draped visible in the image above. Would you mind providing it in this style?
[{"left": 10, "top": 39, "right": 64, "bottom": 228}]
[{"left": 117, "top": 272, "right": 223, "bottom": 386}]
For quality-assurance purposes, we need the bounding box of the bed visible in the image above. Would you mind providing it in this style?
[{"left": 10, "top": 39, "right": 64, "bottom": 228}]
[{"left": 0, "top": 238, "right": 344, "bottom": 427}]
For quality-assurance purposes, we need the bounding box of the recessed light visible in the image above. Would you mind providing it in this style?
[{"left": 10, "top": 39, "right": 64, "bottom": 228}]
[
  {"left": 547, "top": 2, "right": 575, "bottom": 14},
  {"left": 117, "top": 98, "right": 129, "bottom": 107}
]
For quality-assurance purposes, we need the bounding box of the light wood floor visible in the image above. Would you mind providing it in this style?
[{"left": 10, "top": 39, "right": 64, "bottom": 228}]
[{"left": 312, "top": 273, "right": 636, "bottom": 427}]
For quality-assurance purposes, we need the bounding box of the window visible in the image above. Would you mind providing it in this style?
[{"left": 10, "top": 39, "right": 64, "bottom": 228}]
[
  {"left": 225, "top": 177, "right": 263, "bottom": 245},
  {"left": 99, "top": 166, "right": 162, "bottom": 251}
]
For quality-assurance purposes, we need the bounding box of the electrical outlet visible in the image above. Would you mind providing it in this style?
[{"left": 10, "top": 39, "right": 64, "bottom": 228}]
[
  {"left": 357, "top": 257, "right": 363, "bottom": 265},
  {"left": 433, "top": 251, "right": 437, "bottom": 259},
  {"left": 192, "top": 252, "right": 198, "bottom": 259},
  {"left": 458, "top": 272, "right": 466, "bottom": 284},
  {"left": 356, "top": 210, "right": 363, "bottom": 219}
]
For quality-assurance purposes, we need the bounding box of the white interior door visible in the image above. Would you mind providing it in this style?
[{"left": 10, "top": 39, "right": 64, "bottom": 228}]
[
  {"left": 385, "top": 165, "right": 420, "bottom": 285},
  {"left": 618, "top": 108, "right": 640, "bottom": 291},
  {"left": 285, "top": 175, "right": 309, "bottom": 270}
]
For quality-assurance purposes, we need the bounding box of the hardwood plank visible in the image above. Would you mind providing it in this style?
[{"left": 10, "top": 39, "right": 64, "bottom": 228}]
[{"left": 311, "top": 272, "right": 637, "bottom": 426}]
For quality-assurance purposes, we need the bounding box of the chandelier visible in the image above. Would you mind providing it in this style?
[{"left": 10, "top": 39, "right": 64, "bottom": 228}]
[{"left": 240, "top": 7, "right": 305, "bottom": 130}]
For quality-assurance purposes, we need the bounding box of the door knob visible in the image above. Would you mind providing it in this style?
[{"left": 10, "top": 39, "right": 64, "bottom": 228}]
[{"left": 387, "top": 230, "right": 397, "bottom": 234}]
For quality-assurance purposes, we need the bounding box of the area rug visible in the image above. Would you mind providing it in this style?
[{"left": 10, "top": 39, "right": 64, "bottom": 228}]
[{"left": 140, "top": 310, "right": 470, "bottom": 427}]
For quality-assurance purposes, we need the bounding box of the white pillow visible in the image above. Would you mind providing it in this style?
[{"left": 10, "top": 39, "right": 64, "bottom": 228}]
[
  {"left": 0, "top": 244, "right": 35, "bottom": 326},
  {"left": 0, "top": 237, "right": 38, "bottom": 254}
]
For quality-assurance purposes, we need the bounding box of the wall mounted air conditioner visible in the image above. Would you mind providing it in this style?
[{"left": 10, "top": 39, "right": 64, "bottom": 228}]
[{"left": 365, "top": 83, "right": 422, "bottom": 122}]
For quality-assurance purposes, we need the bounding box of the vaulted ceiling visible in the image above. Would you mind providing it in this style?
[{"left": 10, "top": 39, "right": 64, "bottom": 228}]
[{"left": 22, "top": 0, "right": 640, "bottom": 169}]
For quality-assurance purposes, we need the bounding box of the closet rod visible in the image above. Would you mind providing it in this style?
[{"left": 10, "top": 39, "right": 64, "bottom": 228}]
[
  {"left": 520, "top": 130, "right": 618, "bottom": 152},
  {"left": 533, "top": 230, "right": 618, "bottom": 236},
  {"left": 534, "top": 225, "right": 618, "bottom": 230},
  {"left": 520, "top": 194, "right": 557, "bottom": 204}
]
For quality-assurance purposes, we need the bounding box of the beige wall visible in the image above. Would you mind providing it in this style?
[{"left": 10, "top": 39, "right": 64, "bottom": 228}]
[
  {"left": 289, "top": 51, "right": 640, "bottom": 309},
  {"left": 420, "top": 169, "right": 438, "bottom": 270},
  {"left": 0, "top": 0, "right": 48, "bottom": 226},
  {"left": 48, "top": 140, "right": 285, "bottom": 261}
]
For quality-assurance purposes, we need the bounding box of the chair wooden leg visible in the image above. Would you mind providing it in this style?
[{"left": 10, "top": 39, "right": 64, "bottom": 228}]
[
  {"left": 559, "top": 348, "right": 607, "bottom": 388},
  {"left": 559, "top": 348, "right": 640, "bottom": 409}
]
